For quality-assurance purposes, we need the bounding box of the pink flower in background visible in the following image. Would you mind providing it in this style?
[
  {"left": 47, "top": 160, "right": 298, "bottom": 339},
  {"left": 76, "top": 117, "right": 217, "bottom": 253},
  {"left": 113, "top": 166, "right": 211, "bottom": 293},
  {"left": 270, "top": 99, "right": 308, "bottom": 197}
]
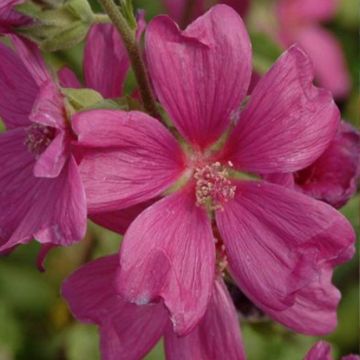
[
  {"left": 0, "top": 36, "right": 86, "bottom": 253},
  {"left": 305, "top": 341, "right": 360, "bottom": 360},
  {"left": 62, "top": 255, "right": 246, "bottom": 360},
  {"left": 266, "top": 121, "right": 360, "bottom": 208},
  {"left": 72, "top": 5, "right": 354, "bottom": 336},
  {"left": 277, "top": 0, "right": 350, "bottom": 98},
  {"left": 0, "top": 0, "right": 32, "bottom": 34},
  {"left": 164, "top": 0, "right": 249, "bottom": 26}
]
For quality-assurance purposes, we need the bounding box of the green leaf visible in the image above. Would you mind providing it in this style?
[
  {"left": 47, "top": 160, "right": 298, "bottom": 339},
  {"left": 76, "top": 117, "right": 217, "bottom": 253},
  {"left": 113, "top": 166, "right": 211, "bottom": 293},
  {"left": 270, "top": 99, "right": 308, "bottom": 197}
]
[{"left": 62, "top": 88, "right": 104, "bottom": 111}]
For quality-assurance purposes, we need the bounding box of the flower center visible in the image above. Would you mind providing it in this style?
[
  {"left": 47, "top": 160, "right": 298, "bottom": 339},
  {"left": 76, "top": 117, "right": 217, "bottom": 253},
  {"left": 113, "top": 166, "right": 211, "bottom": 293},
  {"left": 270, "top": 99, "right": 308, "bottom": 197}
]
[
  {"left": 24, "top": 123, "right": 55, "bottom": 156},
  {"left": 194, "top": 161, "right": 236, "bottom": 211}
]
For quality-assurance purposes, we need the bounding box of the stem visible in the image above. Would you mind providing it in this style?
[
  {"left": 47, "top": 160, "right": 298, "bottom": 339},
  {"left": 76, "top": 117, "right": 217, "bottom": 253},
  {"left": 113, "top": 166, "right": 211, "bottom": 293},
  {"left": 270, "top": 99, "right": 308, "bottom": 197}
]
[
  {"left": 97, "top": 0, "right": 159, "bottom": 118},
  {"left": 93, "top": 14, "right": 111, "bottom": 23}
]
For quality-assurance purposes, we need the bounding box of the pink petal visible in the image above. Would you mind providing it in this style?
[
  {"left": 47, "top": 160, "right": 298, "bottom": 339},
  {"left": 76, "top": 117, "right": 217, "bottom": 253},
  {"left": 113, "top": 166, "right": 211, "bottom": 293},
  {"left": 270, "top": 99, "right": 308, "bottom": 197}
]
[
  {"left": 117, "top": 188, "right": 215, "bottom": 335},
  {"left": 215, "top": 181, "right": 355, "bottom": 312},
  {"left": 30, "top": 81, "right": 66, "bottom": 129},
  {"left": 0, "top": 131, "right": 87, "bottom": 250},
  {"left": 10, "top": 35, "right": 50, "bottom": 86},
  {"left": 264, "top": 266, "right": 342, "bottom": 335},
  {"left": 84, "top": 24, "right": 129, "bottom": 99},
  {"left": 90, "top": 199, "right": 157, "bottom": 235},
  {"left": 33, "top": 131, "right": 69, "bottom": 178},
  {"left": 293, "top": 26, "right": 350, "bottom": 98},
  {"left": 304, "top": 341, "right": 333, "bottom": 360},
  {"left": 223, "top": 45, "right": 340, "bottom": 174},
  {"left": 0, "top": 1, "right": 31, "bottom": 33},
  {"left": 62, "top": 255, "right": 168, "bottom": 360},
  {"left": 146, "top": 5, "right": 252, "bottom": 149},
  {"left": 72, "top": 110, "right": 185, "bottom": 212},
  {"left": 294, "top": 121, "right": 360, "bottom": 208},
  {"left": 342, "top": 356, "right": 360, "bottom": 360},
  {"left": 0, "top": 42, "right": 36, "bottom": 128},
  {"left": 263, "top": 173, "right": 295, "bottom": 188},
  {"left": 58, "top": 67, "right": 82, "bottom": 88},
  {"left": 164, "top": 278, "right": 246, "bottom": 360}
]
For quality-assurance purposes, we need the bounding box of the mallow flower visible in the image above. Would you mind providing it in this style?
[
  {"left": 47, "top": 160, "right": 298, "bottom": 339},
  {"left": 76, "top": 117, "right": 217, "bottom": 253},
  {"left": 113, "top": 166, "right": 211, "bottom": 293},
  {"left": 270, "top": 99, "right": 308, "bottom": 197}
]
[
  {"left": 72, "top": 5, "right": 355, "bottom": 336},
  {"left": 305, "top": 341, "right": 360, "bottom": 360},
  {"left": 276, "top": 0, "right": 350, "bottom": 98},
  {"left": 0, "top": 0, "right": 31, "bottom": 34},
  {"left": 62, "top": 255, "right": 246, "bottom": 360},
  {"left": 0, "top": 36, "right": 86, "bottom": 253}
]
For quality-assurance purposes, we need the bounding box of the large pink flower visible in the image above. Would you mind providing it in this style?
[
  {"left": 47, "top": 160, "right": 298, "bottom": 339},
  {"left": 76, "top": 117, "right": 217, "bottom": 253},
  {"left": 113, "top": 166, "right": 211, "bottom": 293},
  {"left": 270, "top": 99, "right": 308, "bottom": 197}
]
[
  {"left": 0, "top": 36, "right": 86, "bottom": 252},
  {"left": 72, "top": 5, "right": 354, "bottom": 336},
  {"left": 277, "top": 0, "right": 350, "bottom": 98},
  {"left": 305, "top": 341, "right": 360, "bottom": 360},
  {"left": 62, "top": 255, "right": 246, "bottom": 360},
  {"left": 0, "top": 0, "right": 32, "bottom": 34}
]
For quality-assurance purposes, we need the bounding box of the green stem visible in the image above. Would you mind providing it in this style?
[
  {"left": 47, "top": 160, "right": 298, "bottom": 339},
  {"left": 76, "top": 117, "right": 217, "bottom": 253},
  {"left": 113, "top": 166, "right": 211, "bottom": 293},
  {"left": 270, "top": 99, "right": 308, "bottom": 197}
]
[
  {"left": 97, "top": 0, "right": 159, "bottom": 118},
  {"left": 93, "top": 14, "right": 111, "bottom": 23}
]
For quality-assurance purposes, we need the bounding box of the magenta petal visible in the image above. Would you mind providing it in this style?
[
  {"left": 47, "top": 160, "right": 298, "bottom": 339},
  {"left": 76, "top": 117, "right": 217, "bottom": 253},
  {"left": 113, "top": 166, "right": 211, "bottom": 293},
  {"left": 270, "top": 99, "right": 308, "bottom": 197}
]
[
  {"left": 215, "top": 181, "right": 355, "bottom": 312},
  {"left": 220, "top": 0, "right": 250, "bottom": 18},
  {"left": 295, "top": 122, "right": 360, "bottom": 208},
  {"left": 62, "top": 255, "right": 168, "bottom": 360},
  {"left": 223, "top": 45, "right": 340, "bottom": 174},
  {"left": 0, "top": 42, "right": 36, "bottom": 128},
  {"left": 146, "top": 5, "right": 252, "bottom": 148},
  {"left": 304, "top": 341, "right": 333, "bottom": 360},
  {"left": 117, "top": 188, "right": 215, "bottom": 335},
  {"left": 58, "top": 67, "right": 82, "bottom": 88},
  {"left": 33, "top": 132, "right": 69, "bottom": 178},
  {"left": 73, "top": 110, "right": 185, "bottom": 212},
  {"left": 0, "top": 136, "right": 87, "bottom": 250},
  {"left": 264, "top": 267, "right": 342, "bottom": 335},
  {"left": 164, "top": 0, "right": 205, "bottom": 24},
  {"left": 84, "top": 24, "right": 129, "bottom": 98},
  {"left": 10, "top": 35, "right": 50, "bottom": 86},
  {"left": 90, "top": 199, "right": 157, "bottom": 235},
  {"left": 164, "top": 278, "right": 246, "bottom": 360},
  {"left": 30, "top": 81, "right": 66, "bottom": 129},
  {"left": 293, "top": 26, "right": 350, "bottom": 98}
]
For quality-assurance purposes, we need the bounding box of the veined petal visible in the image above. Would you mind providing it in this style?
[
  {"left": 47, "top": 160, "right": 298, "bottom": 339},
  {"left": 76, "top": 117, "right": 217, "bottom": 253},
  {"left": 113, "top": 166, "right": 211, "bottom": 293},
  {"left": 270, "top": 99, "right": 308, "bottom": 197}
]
[
  {"left": 223, "top": 45, "right": 340, "bottom": 174},
  {"left": 10, "top": 35, "right": 50, "bottom": 87},
  {"left": 33, "top": 131, "right": 69, "bottom": 178},
  {"left": 62, "top": 255, "right": 168, "bottom": 360},
  {"left": 294, "top": 121, "right": 360, "bottom": 208},
  {"left": 304, "top": 341, "right": 332, "bottom": 360},
  {"left": 293, "top": 25, "right": 350, "bottom": 98},
  {"left": 84, "top": 24, "right": 129, "bottom": 99},
  {"left": 215, "top": 181, "right": 355, "bottom": 312},
  {"left": 117, "top": 188, "right": 215, "bottom": 335},
  {"left": 58, "top": 67, "right": 82, "bottom": 88},
  {"left": 0, "top": 42, "right": 36, "bottom": 128},
  {"left": 0, "top": 136, "right": 87, "bottom": 251},
  {"left": 30, "top": 81, "right": 66, "bottom": 129},
  {"left": 73, "top": 110, "right": 185, "bottom": 212},
  {"left": 146, "top": 5, "right": 252, "bottom": 149},
  {"left": 164, "top": 278, "right": 246, "bottom": 360},
  {"left": 264, "top": 266, "right": 343, "bottom": 335}
]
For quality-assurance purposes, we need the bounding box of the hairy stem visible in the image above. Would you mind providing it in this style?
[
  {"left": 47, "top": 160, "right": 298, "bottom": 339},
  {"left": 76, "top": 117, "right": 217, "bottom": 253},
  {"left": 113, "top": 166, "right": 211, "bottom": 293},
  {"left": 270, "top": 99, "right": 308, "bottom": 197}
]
[{"left": 97, "top": 0, "right": 159, "bottom": 118}]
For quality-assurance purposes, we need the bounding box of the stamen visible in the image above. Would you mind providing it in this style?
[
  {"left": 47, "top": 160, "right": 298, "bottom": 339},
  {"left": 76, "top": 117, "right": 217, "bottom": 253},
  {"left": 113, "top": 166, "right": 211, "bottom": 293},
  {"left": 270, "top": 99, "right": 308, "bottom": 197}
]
[
  {"left": 194, "top": 161, "right": 236, "bottom": 211},
  {"left": 25, "top": 123, "right": 55, "bottom": 156}
]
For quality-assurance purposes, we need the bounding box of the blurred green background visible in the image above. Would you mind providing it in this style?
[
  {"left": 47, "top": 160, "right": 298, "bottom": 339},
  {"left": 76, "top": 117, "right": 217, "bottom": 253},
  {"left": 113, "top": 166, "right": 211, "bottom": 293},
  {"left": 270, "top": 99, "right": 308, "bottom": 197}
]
[{"left": 0, "top": 0, "right": 359, "bottom": 359}]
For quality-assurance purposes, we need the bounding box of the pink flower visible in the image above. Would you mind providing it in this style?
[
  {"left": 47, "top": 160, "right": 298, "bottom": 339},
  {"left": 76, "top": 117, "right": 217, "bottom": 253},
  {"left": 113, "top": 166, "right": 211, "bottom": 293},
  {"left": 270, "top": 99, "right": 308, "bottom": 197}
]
[
  {"left": 72, "top": 5, "right": 354, "bottom": 336},
  {"left": 277, "top": 0, "right": 350, "bottom": 98},
  {"left": 266, "top": 122, "right": 360, "bottom": 208},
  {"left": 0, "top": 0, "right": 32, "bottom": 34},
  {"left": 0, "top": 36, "right": 86, "bottom": 253},
  {"left": 305, "top": 341, "right": 360, "bottom": 360},
  {"left": 62, "top": 255, "right": 246, "bottom": 360}
]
